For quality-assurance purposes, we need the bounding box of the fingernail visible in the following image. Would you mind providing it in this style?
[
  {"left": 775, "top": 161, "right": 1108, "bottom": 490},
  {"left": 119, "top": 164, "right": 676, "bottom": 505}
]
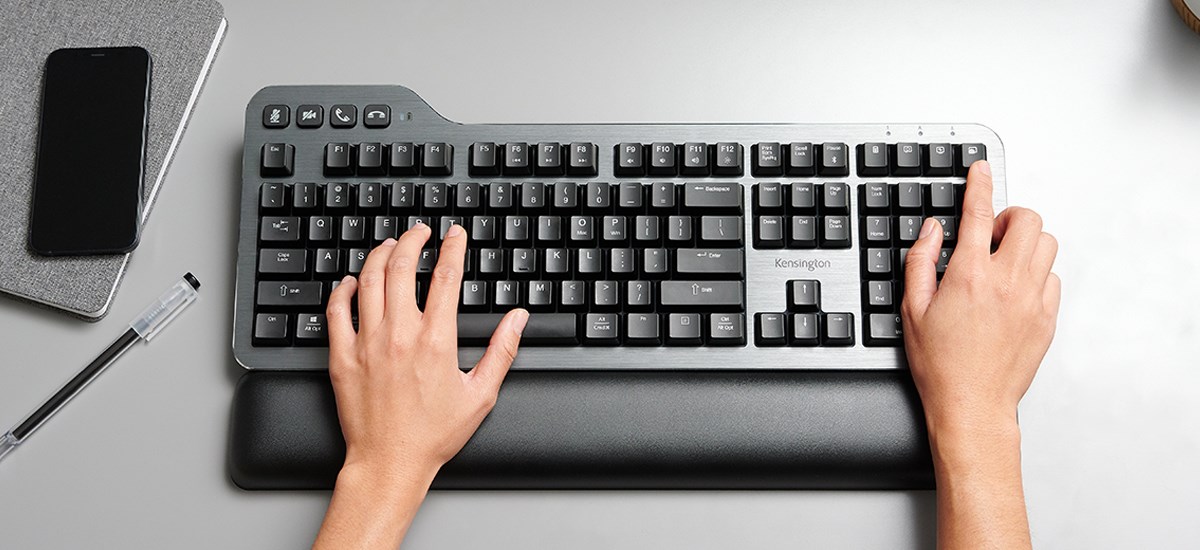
[
  {"left": 341, "top": 275, "right": 353, "bottom": 284},
  {"left": 976, "top": 160, "right": 991, "bottom": 177},
  {"left": 446, "top": 223, "right": 463, "bottom": 238},
  {"left": 918, "top": 218, "right": 936, "bottom": 238},
  {"left": 512, "top": 309, "right": 530, "bottom": 335},
  {"left": 382, "top": 238, "right": 396, "bottom": 246}
]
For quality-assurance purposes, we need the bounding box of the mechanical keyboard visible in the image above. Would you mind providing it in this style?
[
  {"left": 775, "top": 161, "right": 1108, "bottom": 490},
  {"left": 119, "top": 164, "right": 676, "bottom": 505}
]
[{"left": 233, "top": 85, "right": 1006, "bottom": 371}]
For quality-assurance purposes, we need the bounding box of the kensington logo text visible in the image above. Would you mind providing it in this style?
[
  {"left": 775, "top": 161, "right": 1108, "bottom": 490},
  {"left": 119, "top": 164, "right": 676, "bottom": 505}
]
[{"left": 773, "top": 258, "right": 832, "bottom": 271}]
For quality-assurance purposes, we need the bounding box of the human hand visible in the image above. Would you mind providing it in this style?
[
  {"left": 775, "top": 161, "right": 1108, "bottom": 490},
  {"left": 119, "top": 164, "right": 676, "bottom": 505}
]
[
  {"left": 325, "top": 223, "right": 529, "bottom": 482},
  {"left": 902, "top": 160, "right": 1060, "bottom": 435}
]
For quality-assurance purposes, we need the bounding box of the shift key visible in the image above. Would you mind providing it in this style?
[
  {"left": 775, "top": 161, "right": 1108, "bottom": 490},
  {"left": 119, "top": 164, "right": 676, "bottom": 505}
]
[
  {"left": 684, "top": 183, "right": 742, "bottom": 209},
  {"left": 660, "top": 281, "right": 743, "bottom": 309},
  {"left": 257, "top": 281, "right": 323, "bottom": 306}
]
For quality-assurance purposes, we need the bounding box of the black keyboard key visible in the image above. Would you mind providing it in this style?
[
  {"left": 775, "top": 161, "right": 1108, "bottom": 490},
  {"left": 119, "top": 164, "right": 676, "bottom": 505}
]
[
  {"left": 525, "top": 281, "right": 553, "bottom": 311},
  {"left": 553, "top": 182, "right": 579, "bottom": 209},
  {"left": 538, "top": 216, "right": 563, "bottom": 243},
  {"left": 584, "top": 182, "right": 611, "bottom": 209},
  {"left": 560, "top": 280, "right": 586, "bottom": 310},
  {"left": 457, "top": 182, "right": 482, "bottom": 210},
  {"left": 857, "top": 142, "right": 889, "bottom": 176},
  {"left": 897, "top": 215, "right": 923, "bottom": 243},
  {"left": 357, "top": 142, "right": 384, "bottom": 175},
  {"left": 626, "top": 280, "right": 653, "bottom": 310},
  {"left": 754, "top": 182, "right": 784, "bottom": 211},
  {"left": 260, "top": 216, "right": 300, "bottom": 242},
  {"left": 897, "top": 182, "right": 922, "bottom": 211},
  {"left": 341, "top": 216, "right": 366, "bottom": 242},
  {"left": 823, "top": 313, "right": 855, "bottom": 346},
  {"left": 472, "top": 216, "right": 498, "bottom": 243},
  {"left": 618, "top": 182, "right": 644, "bottom": 209},
  {"left": 709, "top": 313, "right": 745, "bottom": 345},
  {"left": 755, "top": 216, "right": 785, "bottom": 249},
  {"left": 260, "top": 183, "right": 286, "bottom": 210},
  {"left": 822, "top": 183, "right": 849, "bottom": 213},
  {"left": 865, "top": 313, "right": 904, "bottom": 347},
  {"left": 786, "top": 142, "right": 815, "bottom": 176},
  {"left": 296, "top": 105, "right": 322, "bottom": 128},
  {"left": 293, "top": 182, "right": 317, "bottom": 210},
  {"left": 363, "top": 105, "right": 390, "bottom": 128},
  {"left": 933, "top": 216, "right": 957, "bottom": 243},
  {"left": 864, "top": 216, "right": 890, "bottom": 243},
  {"left": 390, "top": 182, "right": 415, "bottom": 208},
  {"left": 667, "top": 313, "right": 703, "bottom": 346},
  {"left": 660, "top": 281, "right": 743, "bottom": 309},
  {"left": 261, "top": 143, "right": 294, "bottom": 177},
  {"left": 584, "top": 313, "right": 620, "bottom": 345},
  {"left": 569, "top": 216, "right": 595, "bottom": 243},
  {"left": 461, "top": 281, "right": 489, "bottom": 312},
  {"left": 924, "top": 143, "right": 953, "bottom": 176},
  {"left": 863, "top": 182, "right": 889, "bottom": 212},
  {"left": 865, "top": 248, "right": 892, "bottom": 278},
  {"left": 424, "top": 182, "right": 449, "bottom": 209},
  {"left": 470, "top": 142, "right": 500, "bottom": 176},
  {"left": 325, "top": 183, "right": 351, "bottom": 210},
  {"left": 893, "top": 142, "right": 921, "bottom": 176},
  {"left": 610, "top": 248, "right": 635, "bottom": 276},
  {"left": 348, "top": 249, "right": 368, "bottom": 274},
  {"left": 577, "top": 248, "right": 603, "bottom": 275},
  {"left": 667, "top": 215, "right": 692, "bottom": 243},
  {"left": 259, "top": 248, "right": 307, "bottom": 274},
  {"left": 789, "top": 313, "right": 820, "bottom": 346},
  {"left": 389, "top": 143, "right": 418, "bottom": 176},
  {"left": 358, "top": 182, "right": 383, "bottom": 209},
  {"left": 625, "top": 313, "right": 661, "bottom": 346},
  {"left": 937, "top": 248, "right": 952, "bottom": 274},
  {"left": 567, "top": 142, "right": 598, "bottom": 176},
  {"left": 787, "top": 279, "right": 821, "bottom": 312},
  {"left": 257, "top": 281, "right": 322, "bottom": 307},
  {"left": 650, "top": 182, "right": 675, "bottom": 209},
  {"left": 648, "top": 142, "right": 677, "bottom": 175},
  {"left": 676, "top": 248, "right": 743, "bottom": 276},
  {"left": 681, "top": 142, "right": 709, "bottom": 176},
  {"left": 634, "top": 215, "right": 659, "bottom": 243},
  {"left": 440, "top": 216, "right": 463, "bottom": 238},
  {"left": 864, "top": 281, "right": 893, "bottom": 310},
  {"left": 929, "top": 182, "right": 956, "bottom": 211},
  {"left": 494, "top": 281, "right": 520, "bottom": 308},
  {"left": 546, "top": 249, "right": 569, "bottom": 274},
  {"left": 818, "top": 142, "right": 849, "bottom": 176},
  {"left": 314, "top": 249, "right": 340, "bottom": 276},
  {"left": 593, "top": 280, "right": 620, "bottom": 310},
  {"left": 330, "top": 104, "right": 356, "bottom": 127},
  {"left": 309, "top": 216, "right": 333, "bottom": 242},
  {"left": 713, "top": 142, "right": 743, "bottom": 176},
  {"left": 422, "top": 143, "right": 452, "bottom": 176},
  {"left": 503, "top": 142, "right": 531, "bottom": 176},
  {"left": 324, "top": 143, "right": 352, "bottom": 176},
  {"left": 700, "top": 216, "right": 742, "bottom": 245},
  {"left": 253, "top": 313, "right": 289, "bottom": 346},
  {"left": 956, "top": 143, "right": 986, "bottom": 175},
  {"left": 489, "top": 182, "right": 515, "bottom": 210},
  {"left": 479, "top": 249, "right": 505, "bottom": 276},
  {"left": 643, "top": 248, "right": 668, "bottom": 277},
  {"left": 262, "top": 105, "right": 289, "bottom": 128},
  {"left": 417, "top": 249, "right": 437, "bottom": 274},
  {"left": 512, "top": 248, "right": 538, "bottom": 276},
  {"left": 789, "top": 216, "right": 817, "bottom": 248},
  {"left": 754, "top": 313, "right": 786, "bottom": 347},
  {"left": 615, "top": 143, "right": 644, "bottom": 176},
  {"left": 295, "top": 313, "right": 328, "bottom": 344},
  {"left": 684, "top": 183, "right": 742, "bottom": 210},
  {"left": 521, "top": 182, "right": 547, "bottom": 209},
  {"left": 458, "top": 313, "right": 580, "bottom": 346},
  {"left": 752, "top": 142, "right": 783, "bottom": 176},
  {"left": 790, "top": 182, "right": 816, "bottom": 211},
  {"left": 821, "top": 216, "right": 851, "bottom": 248}
]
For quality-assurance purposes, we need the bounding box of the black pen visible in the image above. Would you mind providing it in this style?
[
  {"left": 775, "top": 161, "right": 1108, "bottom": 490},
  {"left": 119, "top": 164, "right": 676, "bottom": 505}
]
[{"left": 0, "top": 273, "right": 201, "bottom": 464}]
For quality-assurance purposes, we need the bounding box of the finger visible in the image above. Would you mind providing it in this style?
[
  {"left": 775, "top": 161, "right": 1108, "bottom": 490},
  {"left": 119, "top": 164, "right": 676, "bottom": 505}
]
[
  {"left": 958, "top": 160, "right": 996, "bottom": 255},
  {"left": 470, "top": 309, "right": 529, "bottom": 400},
  {"left": 1030, "top": 232, "right": 1058, "bottom": 281},
  {"left": 902, "top": 218, "right": 944, "bottom": 319},
  {"left": 423, "top": 223, "right": 468, "bottom": 328},
  {"left": 992, "top": 207, "right": 1043, "bottom": 264},
  {"left": 327, "top": 275, "right": 359, "bottom": 350},
  {"left": 1043, "top": 272, "right": 1062, "bottom": 319},
  {"left": 385, "top": 223, "right": 431, "bottom": 321},
  {"left": 356, "top": 238, "right": 397, "bottom": 334}
]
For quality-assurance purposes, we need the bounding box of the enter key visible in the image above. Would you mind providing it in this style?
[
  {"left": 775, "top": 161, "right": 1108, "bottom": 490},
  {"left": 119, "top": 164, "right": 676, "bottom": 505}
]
[{"left": 675, "top": 248, "right": 744, "bottom": 277}]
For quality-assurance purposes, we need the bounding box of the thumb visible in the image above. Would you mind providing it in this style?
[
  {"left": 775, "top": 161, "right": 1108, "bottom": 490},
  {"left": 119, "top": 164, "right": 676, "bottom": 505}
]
[
  {"left": 903, "top": 218, "right": 944, "bottom": 319},
  {"left": 470, "top": 308, "right": 529, "bottom": 400}
]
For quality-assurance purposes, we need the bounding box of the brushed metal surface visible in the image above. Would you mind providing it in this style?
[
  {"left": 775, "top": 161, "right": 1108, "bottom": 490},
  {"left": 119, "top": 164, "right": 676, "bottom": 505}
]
[{"left": 234, "top": 85, "right": 1006, "bottom": 371}]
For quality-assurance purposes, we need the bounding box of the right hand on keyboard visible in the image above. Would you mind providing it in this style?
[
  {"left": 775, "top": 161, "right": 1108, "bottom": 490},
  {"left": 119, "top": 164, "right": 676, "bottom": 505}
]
[
  {"left": 900, "top": 160, "right": 1059, "bottom": 550},
  {"left": 314, "top": 222, "right": 529, "bottom": 549}
]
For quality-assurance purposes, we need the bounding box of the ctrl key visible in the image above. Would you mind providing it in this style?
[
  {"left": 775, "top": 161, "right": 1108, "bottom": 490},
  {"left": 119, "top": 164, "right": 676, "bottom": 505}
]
[{"left": 253, "top": 313, "right": 289, "bottom": 346}]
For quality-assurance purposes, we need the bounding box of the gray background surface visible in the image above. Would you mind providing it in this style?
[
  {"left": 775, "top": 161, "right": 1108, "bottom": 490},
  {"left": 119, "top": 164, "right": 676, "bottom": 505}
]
[{"left": 1, "top": 0, "right": 1198, "bottom": 548}]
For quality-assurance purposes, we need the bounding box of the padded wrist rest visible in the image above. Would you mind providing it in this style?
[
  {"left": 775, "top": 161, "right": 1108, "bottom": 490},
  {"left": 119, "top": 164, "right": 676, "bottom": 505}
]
[{"left": 228, "top": 370, "right": 934, "bottom": 490}]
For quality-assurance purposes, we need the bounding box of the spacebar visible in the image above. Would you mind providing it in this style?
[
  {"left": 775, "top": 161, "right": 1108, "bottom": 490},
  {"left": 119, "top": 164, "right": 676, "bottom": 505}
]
[{"left": 458, "top": 314, "right": 579, "bottom": 346}]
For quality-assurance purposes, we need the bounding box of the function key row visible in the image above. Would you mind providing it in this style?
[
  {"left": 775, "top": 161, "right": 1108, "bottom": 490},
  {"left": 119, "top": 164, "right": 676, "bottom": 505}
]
[
  {"left": 615, "top": 142, "right": 851, "bottom": 178},
  {"left": 856, "top": 142, "right": 986, "bottom": 177},
  {"left": 324, "top": 142, "right": 451, "bottom": 177},
  {"left": 470, "top": 142, "right": 598, "bottom": 177},
  {"left": 263, "top": 104, "right": 392, "bottom": 129}
]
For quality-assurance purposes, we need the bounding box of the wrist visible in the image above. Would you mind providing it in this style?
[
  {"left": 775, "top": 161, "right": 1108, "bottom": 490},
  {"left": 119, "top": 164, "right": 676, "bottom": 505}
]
[
  {"left": 337, "top": 454, "right": 439, "bottom": 503},
  {"left": 925, "top": 408, "right": 1022, "bottom": 471}
]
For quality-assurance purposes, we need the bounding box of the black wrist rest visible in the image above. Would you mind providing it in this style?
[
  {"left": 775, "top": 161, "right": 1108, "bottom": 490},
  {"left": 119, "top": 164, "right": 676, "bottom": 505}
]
[{"left": 229, "top": 370, "right": 934, "bottom": 490}]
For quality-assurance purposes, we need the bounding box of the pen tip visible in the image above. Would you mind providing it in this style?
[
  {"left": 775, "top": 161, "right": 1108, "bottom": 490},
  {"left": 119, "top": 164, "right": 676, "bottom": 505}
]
[{"left": 183, "top": 272, "right": 201, "bottom": 290}]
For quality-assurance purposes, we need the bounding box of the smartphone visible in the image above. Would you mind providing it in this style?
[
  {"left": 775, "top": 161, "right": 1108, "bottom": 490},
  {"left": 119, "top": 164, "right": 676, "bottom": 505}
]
[{"left": 28, "top": 47, "right": 152, "bottom": 256}]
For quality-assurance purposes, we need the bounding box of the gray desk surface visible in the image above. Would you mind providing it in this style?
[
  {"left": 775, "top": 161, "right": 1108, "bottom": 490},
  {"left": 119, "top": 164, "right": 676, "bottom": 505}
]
[{"left": 2, "top": 0, "right": 1198, "bottom": 547}]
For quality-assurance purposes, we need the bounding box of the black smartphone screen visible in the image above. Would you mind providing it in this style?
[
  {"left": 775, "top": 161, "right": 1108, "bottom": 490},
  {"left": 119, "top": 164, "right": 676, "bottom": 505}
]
[{"left": 29, "top": 47, "right": 152, "bottom": 256}]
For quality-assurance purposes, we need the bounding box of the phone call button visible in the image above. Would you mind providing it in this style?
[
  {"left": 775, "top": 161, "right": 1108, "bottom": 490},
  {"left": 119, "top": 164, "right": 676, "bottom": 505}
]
[{"left": 330, "top": 104, "right": 357, "bottom": 128}]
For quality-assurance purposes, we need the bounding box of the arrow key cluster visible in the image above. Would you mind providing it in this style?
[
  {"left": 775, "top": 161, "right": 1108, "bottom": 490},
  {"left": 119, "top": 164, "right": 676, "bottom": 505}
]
[{"left": 755, "top": 279, "right": 855, "bottom": 347}]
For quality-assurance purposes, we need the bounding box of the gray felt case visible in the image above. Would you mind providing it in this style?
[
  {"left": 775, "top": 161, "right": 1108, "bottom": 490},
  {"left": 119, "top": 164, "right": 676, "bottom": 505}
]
[{"left": 0, "top": 0, "right": 226, "bottom": 319}]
